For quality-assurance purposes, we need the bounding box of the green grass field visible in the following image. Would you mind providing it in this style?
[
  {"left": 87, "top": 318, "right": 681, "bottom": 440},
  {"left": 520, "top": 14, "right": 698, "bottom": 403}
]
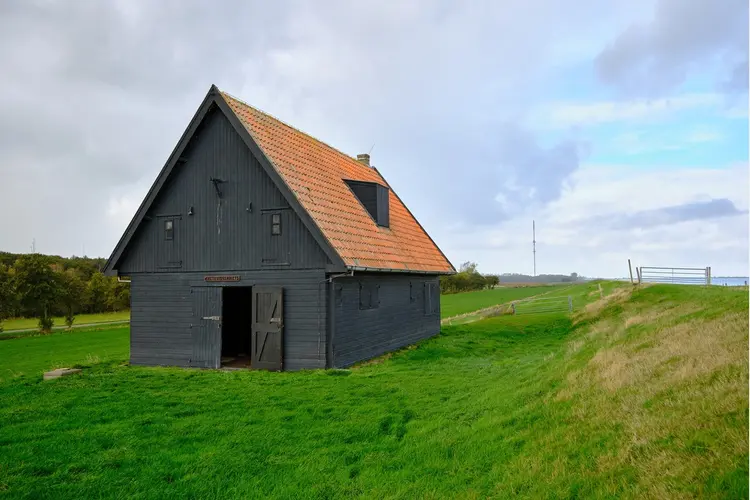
[
  {"left": 0, "top": 283, "right": 746, "bottom": 498},
  {"left": 440, "top": 284, "right": 563, "bottom": 318},
  {"left": 0, "top": 325, "right": 129, "bottom": 382},
  {"left": 2, "top": 311, "right": 130, "bottom": 332}
]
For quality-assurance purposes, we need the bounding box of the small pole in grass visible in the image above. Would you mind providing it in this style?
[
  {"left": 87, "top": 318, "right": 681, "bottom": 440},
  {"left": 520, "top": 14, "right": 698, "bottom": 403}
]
[
  {"left": 511, "top": 302, "right": 516, "bottom": 315},
  {"left": 568, "top": 296, "right": 573, "bottom": 312},
  {"left": 628, "top": 259, "right": 634, "bottom": 285}
]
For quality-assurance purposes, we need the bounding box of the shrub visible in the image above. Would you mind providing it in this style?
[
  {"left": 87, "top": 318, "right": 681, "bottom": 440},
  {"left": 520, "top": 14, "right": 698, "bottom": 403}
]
[
  {"left": 65, "top": 312, "right": 75, "bottom": 329},
  {"left": 38, "top": 315, "right": 54, "bottom": 333}
]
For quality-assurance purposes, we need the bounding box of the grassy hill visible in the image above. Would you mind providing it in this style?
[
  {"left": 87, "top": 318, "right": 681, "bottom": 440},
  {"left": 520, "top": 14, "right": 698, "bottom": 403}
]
[{"left": 0, "top": 283, "right": 746, "bottom": 498}]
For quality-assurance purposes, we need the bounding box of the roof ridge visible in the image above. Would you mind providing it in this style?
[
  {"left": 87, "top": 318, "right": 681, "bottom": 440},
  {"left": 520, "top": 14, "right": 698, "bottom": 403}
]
[{"left": 219, "top": 89, "right": 375, "bottom": 175}]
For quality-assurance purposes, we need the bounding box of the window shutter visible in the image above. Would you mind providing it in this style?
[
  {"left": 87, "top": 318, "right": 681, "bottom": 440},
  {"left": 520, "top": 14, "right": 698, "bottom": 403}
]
[{"left": 424, "top": 282, "right": 438, "bottom": 315}]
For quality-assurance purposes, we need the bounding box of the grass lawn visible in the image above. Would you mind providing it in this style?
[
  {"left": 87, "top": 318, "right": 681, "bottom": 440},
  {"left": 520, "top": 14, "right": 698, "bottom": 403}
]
[
  {"left": 0, "top": 325, "right": 129, "bottom": 382},
  {"left": 0, "top": 283, "right": 746, "bottom": 498},
  {"left": 440, "top": 284, "right": 563, "bottom": 318},
  {"left": 2, "top": 311, "right": 130, "bottom": 332}
]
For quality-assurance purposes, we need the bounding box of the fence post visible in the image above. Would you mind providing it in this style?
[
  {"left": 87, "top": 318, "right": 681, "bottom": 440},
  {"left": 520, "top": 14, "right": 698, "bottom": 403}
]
[
  {"left": 628, "top": 259, "right": 634, "bottom": 285},
  {"left": 511, "top": 302, "right": 516, "bottom": 315},
  {"left": 707, "top": 266, "right": 711, "bottom": 286},
  {"left": 568, "top": 296, "right": 573, "bottom": 312},
  {"left": 636, "top": 267, "right": 642, "bottom": 284}
]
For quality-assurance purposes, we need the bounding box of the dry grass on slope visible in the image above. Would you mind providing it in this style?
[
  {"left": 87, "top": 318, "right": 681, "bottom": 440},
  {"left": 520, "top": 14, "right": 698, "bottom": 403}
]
[{"left": 558, "top": 284, "right": 749, "bottom": 499}]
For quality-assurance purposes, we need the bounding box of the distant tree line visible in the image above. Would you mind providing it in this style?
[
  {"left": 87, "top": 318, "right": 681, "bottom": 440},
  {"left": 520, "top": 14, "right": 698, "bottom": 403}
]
[
  {"left": 0, "top": 252, "right": 129, "bottom": 333},
  {"left": 440, "top": 262, "right": 500, "bottom": 294},
  {"left": 498, "top": 272, "right": 580, "bottom": 283},
  {"left": 440, "top": 263, "right": 581, "bottom": 294}
]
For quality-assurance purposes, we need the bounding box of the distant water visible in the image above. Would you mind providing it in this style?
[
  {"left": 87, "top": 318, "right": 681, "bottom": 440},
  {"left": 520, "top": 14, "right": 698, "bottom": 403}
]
[{"left": 711, "top": 277, "right": 749, "bottom": 287}]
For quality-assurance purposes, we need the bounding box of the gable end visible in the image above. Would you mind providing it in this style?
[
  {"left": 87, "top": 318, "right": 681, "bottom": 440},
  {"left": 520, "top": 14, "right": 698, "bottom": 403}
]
[{"left": 104, "top": 85, "right": 347, "bottom": 275}]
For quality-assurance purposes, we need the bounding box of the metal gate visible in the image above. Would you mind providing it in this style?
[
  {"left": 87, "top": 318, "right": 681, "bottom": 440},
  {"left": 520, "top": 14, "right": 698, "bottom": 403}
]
[
  {"left": 511, "top": 295, "right": 573, "bottom": 315},
  {"left": 251, "top": 286, "right": 284, "bottom": 371},
  {"left": 637, "top": 266, "right": 711, "bottom": 285},
  {"left": 190, "top": 287, "right": 222, "bottom": 368}
]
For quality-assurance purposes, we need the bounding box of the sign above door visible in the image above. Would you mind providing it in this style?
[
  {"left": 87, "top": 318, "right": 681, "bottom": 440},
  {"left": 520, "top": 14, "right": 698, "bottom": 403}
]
[{"left": 204, "top": 275, "right": 241, "bottom": 282}]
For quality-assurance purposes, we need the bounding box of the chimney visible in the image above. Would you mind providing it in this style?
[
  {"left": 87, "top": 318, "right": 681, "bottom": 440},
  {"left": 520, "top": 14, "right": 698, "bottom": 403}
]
[{"left": 356, "top": 153, "right": 370, "bottom": 167}]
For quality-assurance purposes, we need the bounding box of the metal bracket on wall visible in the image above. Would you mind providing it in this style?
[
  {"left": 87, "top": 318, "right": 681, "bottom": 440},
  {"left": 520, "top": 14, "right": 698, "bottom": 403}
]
[{"left": 209, "top": 177, "right": 226, "bottom": 198}]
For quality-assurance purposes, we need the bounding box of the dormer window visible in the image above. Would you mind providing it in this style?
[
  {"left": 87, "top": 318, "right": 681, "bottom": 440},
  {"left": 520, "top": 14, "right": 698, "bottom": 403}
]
[{"left": 344, "top": 180, "right": 390, "bottom": 227}]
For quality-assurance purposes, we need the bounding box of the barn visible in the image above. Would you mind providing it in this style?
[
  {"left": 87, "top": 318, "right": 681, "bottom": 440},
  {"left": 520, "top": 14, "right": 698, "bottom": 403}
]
[{"left": 104, "top": 85, "right": 455, "bottom": 371}]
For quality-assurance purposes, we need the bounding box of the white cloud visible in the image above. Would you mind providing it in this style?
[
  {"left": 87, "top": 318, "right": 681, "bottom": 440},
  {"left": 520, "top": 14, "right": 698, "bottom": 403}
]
[
  {"left": 534, "top": 93, "right": 724, "bottom": 129},
  {"left": 686, "top": 128, "right": 723, "bottom": 143},
  {"left": 606, "top": 125, "right": 723, "bottom": 155},
  {"left": 439, "top": 162, "right": 749, "bottom": 277},
  {"left": 550, "top": 162, "right": 748, "bottom": 219},
  {"left": 0, "top": 0, "right": 745, "bottom": 282},
  {"left": 722, "top": 104, "right": 749, "bottom": 119},
  {"left": 107, "top": 195, "right": 142, "bottom": 225}
]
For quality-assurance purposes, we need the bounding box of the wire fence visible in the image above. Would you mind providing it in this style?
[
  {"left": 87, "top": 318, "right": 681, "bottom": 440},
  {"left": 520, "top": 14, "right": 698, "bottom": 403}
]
[
  {"left": 636, "top": 266, "right": 711, "bottom": 285},
  {"left": 510, "top": 295, "right": 573, "bottom": 316}
]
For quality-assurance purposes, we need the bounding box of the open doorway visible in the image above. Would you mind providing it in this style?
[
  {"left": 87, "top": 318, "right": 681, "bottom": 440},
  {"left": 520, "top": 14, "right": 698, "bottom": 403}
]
[{"left": 221, "top": 286, "right": 253, "bottom": 368}]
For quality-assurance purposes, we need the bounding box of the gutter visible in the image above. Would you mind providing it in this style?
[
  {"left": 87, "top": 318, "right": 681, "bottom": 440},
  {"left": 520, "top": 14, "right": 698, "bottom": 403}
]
[{"left": 346, "top": 266, "right": 454, "bottom": 275}]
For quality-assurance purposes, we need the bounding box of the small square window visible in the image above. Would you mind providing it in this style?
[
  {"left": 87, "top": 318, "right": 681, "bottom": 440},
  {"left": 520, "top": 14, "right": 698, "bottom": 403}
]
[
  {"left": 164, "top": 219, "right": 174, "bottom": 240},
  {"left": 271, "top": 213, "right": 281, "bottom": 235}
]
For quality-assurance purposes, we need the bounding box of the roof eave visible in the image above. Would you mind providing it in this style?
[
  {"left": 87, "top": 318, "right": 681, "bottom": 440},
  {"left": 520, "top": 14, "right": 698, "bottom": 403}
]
[{"left": 345, "top": 265, "right": 455, "bottom": 275}]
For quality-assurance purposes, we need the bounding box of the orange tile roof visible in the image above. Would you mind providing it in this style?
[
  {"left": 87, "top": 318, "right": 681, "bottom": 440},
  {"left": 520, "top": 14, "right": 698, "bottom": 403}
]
[{"left": 220, "top": 90, "right": 454, "bottom": 274}]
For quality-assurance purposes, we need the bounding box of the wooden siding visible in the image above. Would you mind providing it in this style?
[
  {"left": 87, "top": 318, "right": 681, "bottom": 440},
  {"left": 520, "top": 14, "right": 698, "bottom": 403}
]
[
  {"left": 118, "top": 105, "right": 329, "bottom": 274},
  {"left": 129, "top": 270, "right": 327, "bottom": 371},
  {"left": 331, "top": 273, "right": 441, "bottom": 367}
]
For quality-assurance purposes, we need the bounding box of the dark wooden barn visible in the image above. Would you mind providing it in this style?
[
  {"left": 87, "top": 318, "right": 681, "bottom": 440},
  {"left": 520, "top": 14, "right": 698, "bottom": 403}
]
[{"left": 104, "top": 85, "right": 455, "bottom": 371}]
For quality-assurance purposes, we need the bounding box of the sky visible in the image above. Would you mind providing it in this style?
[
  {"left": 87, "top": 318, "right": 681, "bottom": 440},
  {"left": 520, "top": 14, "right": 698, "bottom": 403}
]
[{"left": 0, "top": 0, "right": 747, "bottom": 278}]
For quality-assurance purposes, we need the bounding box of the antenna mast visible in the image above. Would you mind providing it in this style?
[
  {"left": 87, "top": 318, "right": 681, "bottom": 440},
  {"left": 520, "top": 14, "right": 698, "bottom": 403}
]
[{"left": 532, "top": 221, "right": 536, "bottom": 277}]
